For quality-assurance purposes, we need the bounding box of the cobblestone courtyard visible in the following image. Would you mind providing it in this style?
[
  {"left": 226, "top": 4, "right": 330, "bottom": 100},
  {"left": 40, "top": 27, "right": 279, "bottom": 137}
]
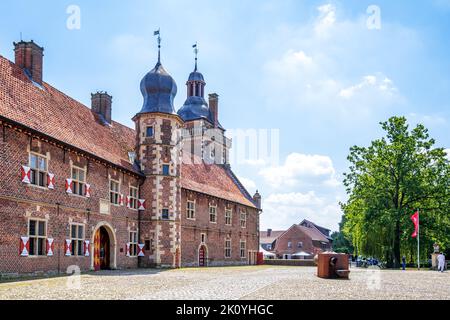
[{"left": 1, "top": 266, "right": 449, "bottom": 300}]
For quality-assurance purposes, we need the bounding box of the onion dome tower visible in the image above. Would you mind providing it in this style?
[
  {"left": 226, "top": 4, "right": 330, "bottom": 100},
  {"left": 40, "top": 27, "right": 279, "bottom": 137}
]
[
  {"left": 177, "top": 44, "right": 216, "bottom": 125},
  {"left": 132, "top": 30, "right": 182, "bottom": 269}
]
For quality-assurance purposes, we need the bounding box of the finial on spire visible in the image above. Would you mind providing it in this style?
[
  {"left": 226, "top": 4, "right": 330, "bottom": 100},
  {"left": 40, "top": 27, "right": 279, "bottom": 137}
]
[
  {"left": 192, "top": 42, "right": 198, "bottom": 71},
  {"left": 154, "top": 28, "right": 161, "bottom": 65}
]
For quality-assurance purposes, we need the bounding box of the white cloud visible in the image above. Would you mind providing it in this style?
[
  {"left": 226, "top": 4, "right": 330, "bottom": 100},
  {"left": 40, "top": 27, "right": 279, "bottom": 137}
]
[
  {"left": 259, "top": 153, "right": 339, "bottom": 189},
  {"left": 315, "top": 4, "right": 337, "bottom": 36},
  {"left": 261, "top": 191, "right": 342, "bottom": 231},
  {"left": 445, "top": 149, "right": 450, "bottom": 161},
  {"left": 407, "top": 113, "right": 447, "bottom": 127},
  {"left": 237, "top": 176, "right": 257, "bottom": 193},
  {"left": 339, "top": 74, "right": 397, "bottom": 99}
]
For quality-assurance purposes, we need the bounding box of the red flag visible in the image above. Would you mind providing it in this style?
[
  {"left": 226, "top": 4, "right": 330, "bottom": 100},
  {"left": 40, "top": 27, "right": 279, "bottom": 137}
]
[{"left": 411, "top": 211, "right": 419, "bottom": 238}]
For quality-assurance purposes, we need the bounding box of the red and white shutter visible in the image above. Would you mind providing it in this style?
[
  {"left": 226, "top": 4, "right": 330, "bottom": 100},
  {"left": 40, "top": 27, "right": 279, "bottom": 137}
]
[
  {"left": 47, "top": 173, "right": 55, "bottom": 189},
  {"left": 138, "top": 199, "right": 146, "bottom": 210},
  {"left": 64, "top": 239, "right": 72, "bottom": 256},
  {"left": 65, "top": 179, "right": 73, "bottom": 194},
  {"left": 84, "top": 240, "right": 90, "bottom": 257},
  {"left": 126, "top": 196, "right": 131, "bottom": 209},
  {"left": 21, "top": 166, "right": 31, "bottom": 184},
  {"left": 20, "top": 236, "right": 30, "bottom": 256},
  {"left": 85, "top": 184, "right": 91, "bottom": 198},
  {"left": 46, "top": 238, "right": 54, "bottom": 256},
  {"left": 126, "top": 243, "right": 130, "bottom": 257},
  {"left": 138, "top": 244, "right": 145, "bottom": 257}
]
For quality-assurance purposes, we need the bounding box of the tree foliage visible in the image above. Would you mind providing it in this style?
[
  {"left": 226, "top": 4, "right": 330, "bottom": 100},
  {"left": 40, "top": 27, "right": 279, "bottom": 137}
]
[{"left": 341, "top": 116, "right": 450, "bottom": 268}]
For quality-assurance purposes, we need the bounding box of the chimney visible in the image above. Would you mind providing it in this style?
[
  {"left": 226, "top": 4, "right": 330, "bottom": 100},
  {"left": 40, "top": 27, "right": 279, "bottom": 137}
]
[
  {"left": 208, "top": 93, "right": 219, "bottom": 128},
  {"left": 91, "top": 92, "right": 112, "bottom": 125},
  {"left": 14, "top": 40, "right": 44, "bottom": 85},
  {"left": 267, "top": 229, "right": 272, "bottom": 237}
]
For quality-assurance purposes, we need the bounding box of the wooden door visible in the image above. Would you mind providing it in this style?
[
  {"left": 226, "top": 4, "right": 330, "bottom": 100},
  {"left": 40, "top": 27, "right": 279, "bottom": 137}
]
[
  {"left": 94, "top": 228, "right": 101, "bottom": 271},
  {"left": 199, "top": 246, "right": 206, "bottom": 267}
]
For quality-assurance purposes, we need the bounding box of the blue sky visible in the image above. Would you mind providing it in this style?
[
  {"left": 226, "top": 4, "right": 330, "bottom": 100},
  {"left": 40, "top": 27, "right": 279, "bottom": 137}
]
[{"left": 1, "top": 0, "right": 449, "bottom": 232}]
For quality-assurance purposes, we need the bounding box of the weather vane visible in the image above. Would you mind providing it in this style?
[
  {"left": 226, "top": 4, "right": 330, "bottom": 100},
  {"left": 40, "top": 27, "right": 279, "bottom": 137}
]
[
  {"left": 154, "top": 28, "right": 161, "bottom": 64},
  {"left": 193, "top": 42, "right": 198, "bottom": 71}
]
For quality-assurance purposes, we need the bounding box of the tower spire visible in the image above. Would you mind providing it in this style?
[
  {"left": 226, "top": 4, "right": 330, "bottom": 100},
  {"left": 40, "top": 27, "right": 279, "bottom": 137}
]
[
  {"left": 154, "top": 28, "right": 161, "bottom": 65},
  {"left": 193, "top": 42, "right": 198, "bottom": 71}
]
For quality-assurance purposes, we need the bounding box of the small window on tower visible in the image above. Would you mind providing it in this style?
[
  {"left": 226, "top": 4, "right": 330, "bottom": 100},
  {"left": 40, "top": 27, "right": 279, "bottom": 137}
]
[
  {"left": 146, "top": 126, "right": 154, "bottom": 137},
  {"left": 162, "top": 164, "right": 170, "bottom": 176},
  {"left": 162, "top": 209, "right": 169, "bottom": 220}
]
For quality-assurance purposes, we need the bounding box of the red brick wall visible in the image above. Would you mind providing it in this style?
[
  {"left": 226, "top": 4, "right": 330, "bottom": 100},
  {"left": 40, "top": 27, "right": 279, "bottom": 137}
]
[
  {"left": 180, "top": 189, "right": 259, "bottom": 267},
  {"left": 0, "top": 127, "right": 142, "bottom": 276},
  {"left": 273, "top": 226, "right": 330, "bottom": 258}
]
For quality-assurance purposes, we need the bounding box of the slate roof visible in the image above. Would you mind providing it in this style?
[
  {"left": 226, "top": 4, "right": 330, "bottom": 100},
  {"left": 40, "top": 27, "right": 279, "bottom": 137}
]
[{"left": 0, "top": 55, "right": 257, "bottom": 209}]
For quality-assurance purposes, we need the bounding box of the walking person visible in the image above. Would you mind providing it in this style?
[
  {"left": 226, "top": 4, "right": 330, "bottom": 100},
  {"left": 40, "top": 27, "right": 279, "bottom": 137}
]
[
  {"left": 437, "top": 252, "right": 446, "bottom": 273},
  {"left": 402, "top": 256, "right": 406, "bottom": 271}
]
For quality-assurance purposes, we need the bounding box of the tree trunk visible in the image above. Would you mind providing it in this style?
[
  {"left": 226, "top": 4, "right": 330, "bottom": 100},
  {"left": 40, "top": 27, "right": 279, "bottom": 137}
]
[{"left": 393, "top": 220, "right": 401, "bottom": 268}]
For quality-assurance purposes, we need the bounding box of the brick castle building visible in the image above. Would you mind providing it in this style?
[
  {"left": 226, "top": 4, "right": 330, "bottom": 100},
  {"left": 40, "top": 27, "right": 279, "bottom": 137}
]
[{"left": 0, "top": 39, "right": 261, "bottom": 276}]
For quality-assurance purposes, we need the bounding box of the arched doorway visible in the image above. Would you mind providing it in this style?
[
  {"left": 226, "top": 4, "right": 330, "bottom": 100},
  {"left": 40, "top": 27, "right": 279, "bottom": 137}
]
[
  {"left": 198, "top": 245, "right": 207, "bottom": 267},
  {"left": 91, "top": 222, "right": 117, "bottom": 271}
]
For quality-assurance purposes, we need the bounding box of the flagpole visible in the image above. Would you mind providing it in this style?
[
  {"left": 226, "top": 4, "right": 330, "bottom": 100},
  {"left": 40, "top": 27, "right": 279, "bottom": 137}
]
[{"left": 417, "top": 209, "right": 420, "bottom": 270}]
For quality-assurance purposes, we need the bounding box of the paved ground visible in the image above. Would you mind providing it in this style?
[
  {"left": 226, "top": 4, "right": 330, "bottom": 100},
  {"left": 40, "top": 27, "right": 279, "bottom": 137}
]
[{"left": 0, "top": 266, "right": 449, "bottom": 300}]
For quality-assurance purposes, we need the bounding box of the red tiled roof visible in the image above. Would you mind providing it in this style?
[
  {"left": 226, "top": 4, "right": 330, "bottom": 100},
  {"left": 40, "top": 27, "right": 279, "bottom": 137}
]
[
  {"left": 181, "top": 153, "right": 256, "bottom": 208},
  {"left": 0, "top": 55, "right": 256, "bottom": 208},
  {"left": 260, "top": 224, "right": 330, "bottom": 243},
  {"left": 0, "top": 55, "right": 137, "bottom": 173},
  {"left": 259, "top": 230, "right": 285, "bottom": 244}
]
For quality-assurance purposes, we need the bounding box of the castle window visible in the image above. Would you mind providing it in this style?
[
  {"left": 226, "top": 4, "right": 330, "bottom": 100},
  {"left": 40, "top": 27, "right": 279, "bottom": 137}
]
[
  {"left": 225, "top": 238, "right": 231, "bottom": 258},
  {"left": 298, "top": 242, "right": 303, "bottom": 248},
  {"left": 110, "top": 180, "right": 120, "bottom": 205},
  {"left": 28, "top": 219, "right": 46, "bottom": 256},
  {"left": 162, "top": 209, "right": 169, "bottom": 220},
  {"left": 146, "top": 126, "right": 154, "bottom": 137},
  {"left": 71, "top": 166, "right": 86, "bottom": 196},
  {"left": 201, "top": 233, "right": 206, "bottom": 243},
  {"left": 187, "top": 200, "right": 195, "bottom": 220},
  {"left": 225, "top": 209, "right": 232, "bottom": 226},
  {"left": 240, "top": 240, "right": 246, "bottom": 258},
  {"left": 240, "top": 210, "right": 247, "bottom": 228},
  {"left": 129, "top": 231, "right": 138, "bottom": 256},
  {"left": 129, "top": 186, "right": 138, "bottom": 210},
  {"left": 29, "top": 152, "right": 47, "bottom": 187},
  {"left": 162, "top": 164, "right": 170, "bottom": 176},
  {"left": 288, "top": 242, "right": 292, "bottom": 249},
  {"left": 70, "top": 224, "right": 85, "bottom": 256},
  {"left": 209, "top": 206, "right": 217, "bottom": 223}
]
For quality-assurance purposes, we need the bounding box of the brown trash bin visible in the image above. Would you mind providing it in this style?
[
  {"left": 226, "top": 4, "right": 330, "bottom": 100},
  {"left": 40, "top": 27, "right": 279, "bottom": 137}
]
[{"left": 317, "top": 253, "right": 350, "bottom": 279}]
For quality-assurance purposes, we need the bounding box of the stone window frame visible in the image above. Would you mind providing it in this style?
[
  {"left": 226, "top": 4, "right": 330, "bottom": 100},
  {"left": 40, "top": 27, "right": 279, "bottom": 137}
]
[
  {"left": 186, "top": 200, "right": 196, "bottom": 220},
  {"left": 129, "top": 185, "right": 139, "bottom": 210},
  {"left": 71, "top": 164, "right": 87, "bottom": 197},
  {"left": 129, "top": 230, "right": 138, "bottom": 257},
  {"left": 28, "top": 151, "right": 48, "bottom": 188},
  {"left": 240, "top": 209, "right": 247, "bottom": 228},
  {"left": 225, "top": 208, "right": 232, "bottom": 226},
  {"left": 70, "top": 223, "right": 85, "bottom": 257},
  {"left": 201, "top": 233, "right": 206, "bottom": 244},
  {"left": 209, "top": 205, "right": 217, "bottom": 224},
  {"left": 109, "top": 178, "right": 121, "bottom": 206},
  {"left": 28, "top": 218, "right": 47, "bottom": 257},
  {"left": 240, "top": 240, "right": 246, "bottom": 259},
  {"left": 224, "top": 237, "right": 232, "bottom": 259}
]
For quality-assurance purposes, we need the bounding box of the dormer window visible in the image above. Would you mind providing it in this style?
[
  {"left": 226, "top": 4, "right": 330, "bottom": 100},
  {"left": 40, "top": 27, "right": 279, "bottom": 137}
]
[
  {"left": 146, "top": 126, "right": 154, "bottom": 137},
  {"left": 128, "top": 152, "right": 136, "bottom": 164}
]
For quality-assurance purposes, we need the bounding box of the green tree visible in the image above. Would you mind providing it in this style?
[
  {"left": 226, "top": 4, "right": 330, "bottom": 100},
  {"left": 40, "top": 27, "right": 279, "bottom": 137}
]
[
  {"left": 331, "top": 216, "right": 354, "bottom": 254},
  {"left": 341, "top": 116, "right": 450, "bottom": 268}
]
